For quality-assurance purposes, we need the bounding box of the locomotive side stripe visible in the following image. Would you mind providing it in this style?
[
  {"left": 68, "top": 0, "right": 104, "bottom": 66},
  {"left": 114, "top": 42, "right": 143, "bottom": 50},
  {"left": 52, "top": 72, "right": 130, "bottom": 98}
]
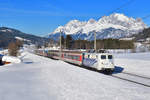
[{"left": 83, "top": 58, "right": 97, "bottom": 68}]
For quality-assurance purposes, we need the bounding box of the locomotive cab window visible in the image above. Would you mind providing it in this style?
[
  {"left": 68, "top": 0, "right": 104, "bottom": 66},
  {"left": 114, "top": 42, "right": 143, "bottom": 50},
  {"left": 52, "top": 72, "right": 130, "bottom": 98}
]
[
  {"left": 108, "top": 55, "right": 113, "bottom": 59},
  {"left": 101, "top": 55, "right": 106, "bottom": 59}
]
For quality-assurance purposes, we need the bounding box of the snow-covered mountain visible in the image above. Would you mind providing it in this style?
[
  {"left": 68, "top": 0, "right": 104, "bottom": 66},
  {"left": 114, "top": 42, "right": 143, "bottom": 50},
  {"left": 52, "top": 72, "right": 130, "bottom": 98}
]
[{"left": 49, "top": 13, "right": 147, "bottom": 40}]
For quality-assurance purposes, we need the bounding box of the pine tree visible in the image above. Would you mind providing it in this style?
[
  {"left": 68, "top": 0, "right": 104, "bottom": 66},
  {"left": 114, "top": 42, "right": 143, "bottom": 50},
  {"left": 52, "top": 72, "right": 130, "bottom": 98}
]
[{"left": 66, "top": 35, "right": 73, "bottom": 49}]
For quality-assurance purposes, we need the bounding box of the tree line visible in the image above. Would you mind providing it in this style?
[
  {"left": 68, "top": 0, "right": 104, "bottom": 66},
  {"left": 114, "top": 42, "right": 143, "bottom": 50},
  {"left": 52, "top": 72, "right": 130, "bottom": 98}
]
[{"left": 49, "top": 35, "right": 134, "bottom": 50}]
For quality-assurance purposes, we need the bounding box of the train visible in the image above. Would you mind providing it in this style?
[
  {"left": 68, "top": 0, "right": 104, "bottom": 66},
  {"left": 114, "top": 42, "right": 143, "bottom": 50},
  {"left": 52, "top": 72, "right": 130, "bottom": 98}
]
[{"left": 35, "top": 49, "right": 115, "bottom": 73}]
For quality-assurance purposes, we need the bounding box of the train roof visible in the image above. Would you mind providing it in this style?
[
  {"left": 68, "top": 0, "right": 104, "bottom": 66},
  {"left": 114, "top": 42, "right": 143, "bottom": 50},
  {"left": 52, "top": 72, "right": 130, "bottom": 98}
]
[
  {"left": 84, "top": 52, "right": 113, "bottom": 55},
  {"left": 48, "top": 50, "right": 84, "bottom": 54},
  {"left": 46, "top": 49, "right": 111, "bottom": 54}
]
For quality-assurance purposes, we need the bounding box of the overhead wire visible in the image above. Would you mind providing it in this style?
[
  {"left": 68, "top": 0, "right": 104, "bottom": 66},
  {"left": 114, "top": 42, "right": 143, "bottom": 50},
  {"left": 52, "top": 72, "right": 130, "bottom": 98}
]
[
  {"left": 108, "top": 0, "right": 150, "bottom": 20},
  {"left": 98, "top": 0, "right": 136, "bottom": 19},
  {"left": 107, "top": 0, "right": 135, "bottom": 15},
  {"left": 142, "top": 14, "right": 150, "bottom": 20}
]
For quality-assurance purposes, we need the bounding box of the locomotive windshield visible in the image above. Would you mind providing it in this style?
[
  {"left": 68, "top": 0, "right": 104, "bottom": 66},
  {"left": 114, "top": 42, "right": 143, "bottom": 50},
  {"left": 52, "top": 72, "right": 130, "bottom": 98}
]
[
  {"left": 108, "top": 55, "right": 113, "bottom": 59},
  {"left": 101, "top": 55, "right": 106, "bottom": 59},
  {"left": 101, "top": 55, "right": 113, "bottom": 59}
]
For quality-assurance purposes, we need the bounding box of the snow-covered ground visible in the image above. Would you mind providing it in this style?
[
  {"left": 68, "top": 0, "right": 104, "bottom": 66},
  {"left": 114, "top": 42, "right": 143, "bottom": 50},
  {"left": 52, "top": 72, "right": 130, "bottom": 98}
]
[
  {"left": 0, "top": 49, "right": 8, "bottom": 55},
  {"left": 114, "top": 52, "right": 150, "bottom": 77},
  {"left": 0, "top": 51, "right": 150, "bottom": 100}
]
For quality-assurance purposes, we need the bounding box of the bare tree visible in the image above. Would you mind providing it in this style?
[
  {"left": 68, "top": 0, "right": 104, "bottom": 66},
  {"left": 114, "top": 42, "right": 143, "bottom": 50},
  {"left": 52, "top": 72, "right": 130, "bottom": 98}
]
[
  {"left": 8, "top": 40, "right": 22, "bottom": 56},
  {"left": 8, "top": 42, "right": 19, "bottom": 56}
]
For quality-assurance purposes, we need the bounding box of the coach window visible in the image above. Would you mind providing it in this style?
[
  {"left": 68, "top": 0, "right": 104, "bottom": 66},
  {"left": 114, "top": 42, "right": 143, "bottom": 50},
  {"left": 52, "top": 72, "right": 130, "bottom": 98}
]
[
  {"left": 101, "top": 55, "right": 106, "bottom": 59},
  {"left": 76, "top": 56, "right": 79, "bottom": 60}
]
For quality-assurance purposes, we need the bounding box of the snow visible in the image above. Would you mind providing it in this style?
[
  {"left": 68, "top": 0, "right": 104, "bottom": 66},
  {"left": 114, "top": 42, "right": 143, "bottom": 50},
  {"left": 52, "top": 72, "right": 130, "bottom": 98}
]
[
  {"left": 114, "top": 52, "right": 150, "bottom": 77},
  {"left": 0, "top": 29, "right": 13, "bottom": 33},
  {"left": 112, "top": 72, "right": 150, "bottom": 86},
  {"left": 15, "top": 36, "right": 31, "bottom": 42},
  {"left": 0, "top": 49, "right": 8, "bottom": 55},
  {"left": 146, "top": 38, "right": 150, "bottom": 41},
  {"left": 0, "top": 30, "right": 7, "bottom": 32},
  {"left": 51, "top": 13, "right": 147, "bottom": 39},
  {"left": 119, "top": 37, "right": 134, "bottom": 40},
  {"left": 0, "top": 51, "right": 150, "bottom": 100},
  {"left": 2, "top": 56, "right": 21, "bottom": 63},
  {"left": 113, "top": 13, "right": 129, "bottom": 22},
  {"left": 15, "top": 36, "right": 24, "bottom": 41}
]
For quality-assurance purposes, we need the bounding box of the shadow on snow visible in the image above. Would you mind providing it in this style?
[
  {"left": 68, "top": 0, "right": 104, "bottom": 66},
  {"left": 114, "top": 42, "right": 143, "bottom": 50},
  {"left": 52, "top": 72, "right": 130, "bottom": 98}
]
[{"left": 112, "top": 66, "right": 124, "bottom": 74}]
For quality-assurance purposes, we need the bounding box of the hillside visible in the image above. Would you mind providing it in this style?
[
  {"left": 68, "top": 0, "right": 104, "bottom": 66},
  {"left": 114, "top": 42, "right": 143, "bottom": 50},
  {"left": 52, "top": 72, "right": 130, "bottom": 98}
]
[{"left": 0, "top": 27, "right": 49, "bottom": 48}]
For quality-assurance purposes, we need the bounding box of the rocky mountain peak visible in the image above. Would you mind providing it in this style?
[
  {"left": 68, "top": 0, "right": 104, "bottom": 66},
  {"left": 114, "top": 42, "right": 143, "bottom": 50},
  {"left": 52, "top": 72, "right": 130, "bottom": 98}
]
[
  {"left": 87, "top": 18, "right": 96, "bottom": 24},
  {"left": 49, "top": 13, "right": 148, "bottom": 40}
]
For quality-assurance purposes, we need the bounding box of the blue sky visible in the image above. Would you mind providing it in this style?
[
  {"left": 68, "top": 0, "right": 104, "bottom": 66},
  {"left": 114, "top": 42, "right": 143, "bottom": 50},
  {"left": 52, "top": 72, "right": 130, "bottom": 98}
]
[{"left": 0, "top": 0, "right": 150, "bottom": 36}]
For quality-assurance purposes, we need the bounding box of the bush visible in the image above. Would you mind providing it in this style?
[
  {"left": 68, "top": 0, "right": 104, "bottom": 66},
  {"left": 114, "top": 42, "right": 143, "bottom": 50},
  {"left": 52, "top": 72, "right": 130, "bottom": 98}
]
[{"left": 8, "top": 42, "right": 20, "bottom": 56}]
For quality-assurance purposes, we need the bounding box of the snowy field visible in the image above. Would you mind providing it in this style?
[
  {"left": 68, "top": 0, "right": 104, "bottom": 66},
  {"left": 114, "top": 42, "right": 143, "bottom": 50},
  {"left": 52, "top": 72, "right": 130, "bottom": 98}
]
[
  {"left": 0, "top": 51, "right": 150, "bottom": 100},
  {"left": 114, "top": 52, "right": 150, "bottom": 77}
]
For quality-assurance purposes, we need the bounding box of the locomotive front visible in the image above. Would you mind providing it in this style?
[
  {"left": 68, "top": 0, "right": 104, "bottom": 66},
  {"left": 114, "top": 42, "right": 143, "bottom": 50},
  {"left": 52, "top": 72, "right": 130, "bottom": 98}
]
[
  {"left": 98, "top": 53, "right": 114, "bottom": 72},
  {"left": 82, "top": 53, "right": 115, "bottom": 73}
]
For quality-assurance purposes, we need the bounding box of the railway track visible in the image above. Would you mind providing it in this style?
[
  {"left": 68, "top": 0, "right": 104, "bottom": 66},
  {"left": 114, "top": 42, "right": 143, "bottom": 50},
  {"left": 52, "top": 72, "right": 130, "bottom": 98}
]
[
  {"left": 110, "top": 72, "right": 150, "bottom": 87},
  {"left": 122, "top": 72, "right": 150, "bottom": 80}
]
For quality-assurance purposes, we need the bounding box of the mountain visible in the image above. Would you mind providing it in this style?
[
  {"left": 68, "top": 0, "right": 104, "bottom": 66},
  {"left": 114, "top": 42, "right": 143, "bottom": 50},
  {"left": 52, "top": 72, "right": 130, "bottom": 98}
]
[
  {"left": 48, "top": 13, "right": 147, "bottom": 40},
  {"left": 0, "top": 27, "right": 49, "bottom": 48},
  {"left": 132, "top": 27, "right": 150, "bottom": 42}
]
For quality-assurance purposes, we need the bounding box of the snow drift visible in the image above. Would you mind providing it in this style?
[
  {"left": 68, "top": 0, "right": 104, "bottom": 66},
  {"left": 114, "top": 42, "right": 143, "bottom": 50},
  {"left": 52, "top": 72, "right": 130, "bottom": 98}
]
[{"left": 2, "top": 56, "right": 21, "bottom": 63}]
